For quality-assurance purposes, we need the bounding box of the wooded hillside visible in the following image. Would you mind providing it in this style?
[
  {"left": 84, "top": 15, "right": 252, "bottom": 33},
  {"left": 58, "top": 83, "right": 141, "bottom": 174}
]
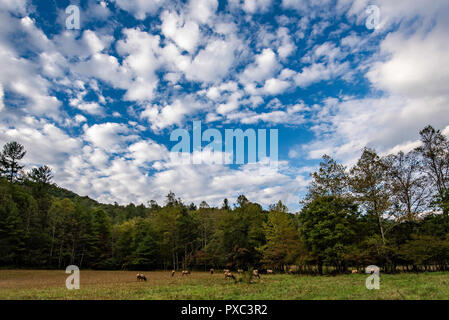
[{"left": 1, "top": 125, "right": 449, "bottom": 273}]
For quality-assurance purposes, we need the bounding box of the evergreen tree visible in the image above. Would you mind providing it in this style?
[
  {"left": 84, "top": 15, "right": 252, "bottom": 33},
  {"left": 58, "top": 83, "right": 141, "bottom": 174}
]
[
  {"left": 1, "top": 142, "right": 26, "bottom": 182},
  {"left": 260, "top": 201, "right": 301, "bottom": 270}
]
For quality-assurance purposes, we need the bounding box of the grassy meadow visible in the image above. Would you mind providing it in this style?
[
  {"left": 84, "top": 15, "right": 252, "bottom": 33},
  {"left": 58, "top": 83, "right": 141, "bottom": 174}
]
[{"left": 1, "top": 270, "right": 449, "bottom": 300}]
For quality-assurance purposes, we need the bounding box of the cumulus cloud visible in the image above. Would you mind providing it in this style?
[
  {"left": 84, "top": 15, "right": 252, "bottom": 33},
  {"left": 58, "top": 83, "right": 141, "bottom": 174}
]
[
  {"left": 0, "top": 84, "right": 4, "bottom": 112},
  {"left": 161, "top": 10, "right": 200, "bottom": 53},
  {"left": 188, "top": 0, "right": 218, "bottom": 24},
  {"left": 84, "top": 123, "right": 139, "bottom": 153},
  {"left": 240, "top": 48, "right": 280, "bottom": 84},
  {"left": 186, "top": 39, "right": 238, "bottom": 83},
  {"left": 242, "top": 0, "right": 273, "bottom": 14},
  {"left": 112, "top": 0, "right": 167, "bottom": 19},
  {"left": 1, "top": 0, "right": 448, "bottom": 211},
  {"left": 304, "top": 3, "right": 449, "bottom": 165}
]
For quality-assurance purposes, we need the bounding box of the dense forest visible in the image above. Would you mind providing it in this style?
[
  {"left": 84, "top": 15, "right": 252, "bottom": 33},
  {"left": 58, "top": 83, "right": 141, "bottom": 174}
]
[{"left": 1, "top": 125, "right": 449, "bottom": 274}]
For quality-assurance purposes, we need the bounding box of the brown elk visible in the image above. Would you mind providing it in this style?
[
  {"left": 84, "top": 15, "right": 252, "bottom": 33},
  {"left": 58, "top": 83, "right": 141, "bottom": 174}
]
[
  {"left": 182, "top": 270, "right": 191, "bottom": 276},
  {"left": 171, "top": 270, "right": 175, "bottom": 277},
  {"left": 224, "top": 271, "right": 235, "bottom": 280},
  {"left": 210, "top": 268, "right": 214, "bottom": 274},
  {"left": 351, "top": 269, "right": 358, "bottom": 274},
  {"left": 267, "top": 269, "right": 273, "bottom": 274},
  {"left": 253, "top": 269, "right": 260, "bottom": 279},
  {"left": 136, "top": 273, "right": 147, "bottom": 281}
]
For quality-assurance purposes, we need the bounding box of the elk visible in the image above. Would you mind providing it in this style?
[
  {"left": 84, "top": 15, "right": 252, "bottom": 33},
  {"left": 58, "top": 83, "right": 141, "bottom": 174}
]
[
  {"left": 351, "top": 269, "right": 358, "bottom": 274},
  {"left": 223, "top": 269, "right": 230, "bottom": 274},
  {"left": 210, "top": 268, "right": 214, "bottom": 274},
  {"left": 267, "top": 269, "right": 273, "bottom": 274},
  {"left": 171, "top": 270, "right": 175, "bottom": 277},
  {"left": 253, "top": 269, "right": 260, "bottom": 279},
  {"left": 182, "top": 270, "right": 191, "bottom": 276},
  {"left": 136, "top": 273, "right": 147, "bottom": 281},
  {"left": 224, "top": 271, "right": 235, "bottom": 280}
]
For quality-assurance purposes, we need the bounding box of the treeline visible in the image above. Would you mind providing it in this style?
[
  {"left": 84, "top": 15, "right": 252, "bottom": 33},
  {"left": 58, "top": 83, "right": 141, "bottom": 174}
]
[{"left": 1, "top": 125, "right": 449, "bottom": 273}]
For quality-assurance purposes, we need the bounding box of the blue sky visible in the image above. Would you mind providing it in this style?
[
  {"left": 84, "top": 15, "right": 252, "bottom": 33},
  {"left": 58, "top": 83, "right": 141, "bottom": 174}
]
[{"left": 1, "top": 0, "right": 448, "bottom": 211}]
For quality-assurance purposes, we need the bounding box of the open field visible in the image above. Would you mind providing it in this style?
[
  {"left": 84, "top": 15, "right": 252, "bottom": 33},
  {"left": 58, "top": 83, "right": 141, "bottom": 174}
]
[{"left": 1, "top": 270, "right": 449, "bottom": 300}]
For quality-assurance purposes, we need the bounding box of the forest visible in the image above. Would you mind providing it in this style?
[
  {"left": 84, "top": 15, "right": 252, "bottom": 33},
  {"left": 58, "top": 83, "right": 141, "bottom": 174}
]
[{"left": 0, "top": 125, "right": 448, "bottom": 274}]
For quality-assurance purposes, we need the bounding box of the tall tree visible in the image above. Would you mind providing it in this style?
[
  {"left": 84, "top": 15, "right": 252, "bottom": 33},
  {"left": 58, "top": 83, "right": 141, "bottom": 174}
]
[
  {"left": 1, "top": 142, "right": 26, "bottom": 182},
  {"left": 415, "top": 125, "right": 449, "bottom": 215},
  {"left": 299, "top": 195, "right": 359, "bottom": 274},
  {"left": 260, "top": 201, "right": 301, "bottom": 270},
  {"left": 384, "top": 151, "right": 430, "bottom": 221},
  {"left": 350, "top": 148, "right": 391, "bottom": 245},
  {"left": 28, "top": 165, "right": 53, "bottom": 185},
  {"left": 222, "top": 198, "right": 230, "bottom": 210},
  {"left": 0, "top": 151, "right": 5, "bottom": 178},
  {"left": 306, "top": 155, "right": 348, "bottom": 202}
]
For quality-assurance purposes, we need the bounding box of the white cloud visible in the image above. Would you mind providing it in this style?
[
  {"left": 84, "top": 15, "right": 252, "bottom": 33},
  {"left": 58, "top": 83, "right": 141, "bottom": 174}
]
[
  {"left": 186, "top": 39, "right": 238, "bottom": 83},
  {"left": 0, "top": 24, "right": 61, "bottom": 117},
  {"left": 76, "top": 102, "right": 104, "bottom": 115},
  {"left": 227, "top": 103, "right": 306, "bottom": 125},
  {"left": 0, "top": 116, "right": 82, "bottom": 167},
  {"left": 188, "top": 0, "right": 218, "bottom": 24},
  {"left": 0, "top": 83, "right": 4, "bottom": 112},
  {"left": 304, "top": 7, "right": 449, "bottom": 164},
  {"left": 112, "top": 0, "right": 167, "bottom": 19},
  {"left": 294, "top": 61, "right": 350, "bottom": 88},
  {"left": 367, "top": 24, "right": 449, "bottom": 99},
  {"left": 161, "top": 10, "right": 200, "bottom": 53},
  {"left": 263, "top": 78, "right": 291, "bottom": 95},
  {"left": 240, "top": 48, "right": 280, "bottom": 84},
  {"left": 242, "top": 0, "right": 273, "bottom": 14},
  {"left": 84, "top": 123, "right": 138, "bottom": 153},
  {"left": 0, "top": 0, "right": 28, "bottom": 15},
  {"left": 74, "top": 114, "right": 87, "bottom": 124},
  {"left": 128, "top": 140, "right": 169, "bottom": 165},
  {"left": 141, "top": 96, "right": 207, "bottom": 131}
]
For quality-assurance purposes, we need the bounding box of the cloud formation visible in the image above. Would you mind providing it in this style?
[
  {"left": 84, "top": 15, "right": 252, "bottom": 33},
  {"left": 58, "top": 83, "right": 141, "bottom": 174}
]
[{"left": 0, "top": 0, "right": 448, "bottom": 211}]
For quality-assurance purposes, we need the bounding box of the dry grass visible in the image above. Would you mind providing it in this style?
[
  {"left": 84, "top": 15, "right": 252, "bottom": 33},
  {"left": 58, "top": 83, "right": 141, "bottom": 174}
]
[{"left": 1, "top": 270, "right": 449, "bottom": 300}]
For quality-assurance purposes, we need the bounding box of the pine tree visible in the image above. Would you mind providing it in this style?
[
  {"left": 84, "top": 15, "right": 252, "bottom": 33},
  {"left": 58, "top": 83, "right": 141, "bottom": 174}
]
[{"left": 1, "top": 142, "right": 26, "bottom": 183}]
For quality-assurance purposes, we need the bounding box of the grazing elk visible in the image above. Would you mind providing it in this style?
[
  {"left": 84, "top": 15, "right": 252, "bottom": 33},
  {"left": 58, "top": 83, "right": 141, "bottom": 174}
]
[
  {"left": 171, "top": 270, "right": 175, "bottom": 277},
  {"left": 136, "top": 273, "right": 147, "bottom": 281},
  {"left": 182, "top": 270, "right": 191, "bottom": 276},
  {"left": 210, "top": 268, "right": 214, "bottom": 274},
  {"left": 267, "top": 269, "right": 273, "bottom": 274},
  {"left": 224, "top": 271, "right": 235, "bottom": 280},
  {"left": 253, "top": 269, "right": 260, "bottom": 279}
]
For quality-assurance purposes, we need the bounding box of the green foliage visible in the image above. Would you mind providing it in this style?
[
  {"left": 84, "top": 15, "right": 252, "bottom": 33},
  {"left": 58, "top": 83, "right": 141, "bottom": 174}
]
[
  {"left": 260, "top": 202, "right": 302, "bottom": 270},
  {"left": 0, "top": 125, "right": 449, "bottom": 273},
  {"left": 300, "top": 195, "right": 359, "bottom": 273},
  {"left": 1, "top": 141, "right": 26, "bottom": 182}
]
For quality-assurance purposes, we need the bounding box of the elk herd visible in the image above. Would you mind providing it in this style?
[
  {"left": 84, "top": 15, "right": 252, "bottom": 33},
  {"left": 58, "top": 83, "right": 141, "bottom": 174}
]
[
  {"left": 137, "top": 267, "right": 375, "bottom": 282},
  {"left": 138, "top": 267, "right": 374, "bottom": 281},
  {"left": 136, "top": 268, "right": 275, "bottom": 282}
]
